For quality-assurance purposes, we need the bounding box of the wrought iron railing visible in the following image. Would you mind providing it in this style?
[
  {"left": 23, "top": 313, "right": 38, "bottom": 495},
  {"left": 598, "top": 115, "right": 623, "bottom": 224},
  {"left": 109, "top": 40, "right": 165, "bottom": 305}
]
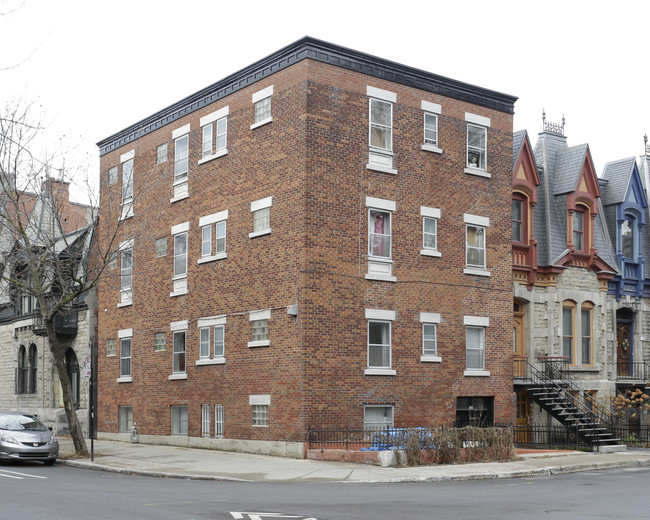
[
  {"left": 33, "top": 310, "right": 78, "bottom": 335},
  {"left": 615, "top": 361, "right": 650, "bottom": 382}
]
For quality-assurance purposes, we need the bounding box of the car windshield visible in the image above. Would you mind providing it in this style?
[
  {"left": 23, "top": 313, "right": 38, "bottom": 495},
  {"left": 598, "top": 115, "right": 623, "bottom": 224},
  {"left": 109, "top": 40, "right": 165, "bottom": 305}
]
[{"left": 0, "top": 414, "right": 47, "bottom": 432}]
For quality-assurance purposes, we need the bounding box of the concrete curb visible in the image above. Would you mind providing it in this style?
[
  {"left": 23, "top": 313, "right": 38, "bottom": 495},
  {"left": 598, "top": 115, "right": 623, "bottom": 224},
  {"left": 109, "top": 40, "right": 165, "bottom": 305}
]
[{"left": 61, "top": 460, "right": 252, "bottom": 482}]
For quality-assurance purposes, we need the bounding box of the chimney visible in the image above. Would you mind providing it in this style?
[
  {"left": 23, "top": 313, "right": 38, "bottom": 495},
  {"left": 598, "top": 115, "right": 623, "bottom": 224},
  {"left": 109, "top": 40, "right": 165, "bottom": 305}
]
[{"left": 44, "top": 177, "right": 70, "bottom": 231}]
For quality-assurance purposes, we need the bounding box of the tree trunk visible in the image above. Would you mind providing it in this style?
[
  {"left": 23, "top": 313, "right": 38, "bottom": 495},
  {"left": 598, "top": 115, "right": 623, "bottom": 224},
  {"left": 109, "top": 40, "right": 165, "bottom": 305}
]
[{"left": 46, "top": 317, "right": 89, "bottom": 457}]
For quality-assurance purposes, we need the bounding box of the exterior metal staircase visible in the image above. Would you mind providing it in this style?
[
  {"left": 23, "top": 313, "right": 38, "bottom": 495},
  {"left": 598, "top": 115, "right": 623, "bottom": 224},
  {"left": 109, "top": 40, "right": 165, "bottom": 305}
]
[{"left": 523, "top": 359, "right": 620, "bottom": 447}]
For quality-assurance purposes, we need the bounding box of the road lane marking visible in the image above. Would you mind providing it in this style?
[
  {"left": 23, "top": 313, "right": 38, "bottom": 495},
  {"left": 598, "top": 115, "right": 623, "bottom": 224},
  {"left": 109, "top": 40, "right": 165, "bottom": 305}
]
[{"left": 0, "top": 469, "right": 47, "bottom": 479}]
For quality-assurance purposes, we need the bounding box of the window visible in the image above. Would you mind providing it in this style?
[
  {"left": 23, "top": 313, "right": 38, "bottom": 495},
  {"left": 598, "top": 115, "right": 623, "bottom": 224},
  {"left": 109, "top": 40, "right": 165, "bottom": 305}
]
[
  {"left": 171, "top": 405, "right": 188, "bottom": 435},
  {"left": 27, "top": 345, "right": 37, "bottom": 394},
  {"left": 249, "top": 197, "right": 272, "bottom": 238},
  {"left": 252, "top": 405, "right": 268, "bottom": 427},
  {"left": 366, "top": 87, "right": 397, "bottom": 173},
  {"left": 464, "top": 214, "right": 489, "bottom": 275},
  {"left": 369, "top": 98, "right": 392, "bottom": 152},
  {"left": 421, "top": 100, "right": 442, "bottom": 153},
  {"left": 420, "top": 312, "right": 441, "bottom": 362},
  {"left": 562, "top": 302, "right": 575, "bottom": 364},
  {"left": 512, "top": 199, "right": 523, "bottom": 242},
  {"left": 117, "top": 329, "right": 133, "bottom": 382},
  {"left": 215, "top": 404, "right": 224, "bottom": 439},
  {"left": 581, "top": 303, "right": 593, "bottom": 365},
  {"left": 364, "top": 406, "right": 394, "bottom": 430},
  {"left": 122, "top": 158, "right": 133, "bottom": 204},
  {"left": 107, "top": 252, "right": 118, "bottom": 270},
  {"left": 464, "top": 316, "right": 489, "bottom": 375},
  {"left": 120, "top": 338, "right": 131, "bottom": 378},
  {"left": 466, "top": 326, "right": 485, "bottom": 370},
  {"left": 108, "top": 166, "right": 118, "bottom": 186},
  {"left": 467, "top": 124, "right": 486, "bottom": 170},
  {"left": 154, "top": 332, "right": 166, "bottom": 351},
  {"left": 121, "top": 248, "right": 132, "bottom": 290},
  {"left": 174, "top": 134, "right": 189, "bottom": 183},
  {"left": 200, "top": 107, "right": 228, "bottom": 161},
  {"left": 119, "top": 240, "right": 134, "bottom": 306},
  {"left": 17, "top": 346, "right": 27, "bottom": 394},
  {"left": 456, "top": 397, "right": 494, "bottom": 427},
  {"left": 250, "top": 395, "right": 270, "bottom": 426},
  {"left": 119, "top": 406, "right": 133, "bottom": 433},
  {"left": 251, "top": 85, "right": 273, "bottom": 128},
  {"left": 368, "top": 320, "right": 391, "bottom": 369},
  {"left": 172, "top": 330, "right": 186, "bottom": 374},
  {"left": 369, "top": 210, "right": 391, "bottom": 259},
  {"left": 155, "top": 237, "right": 167, "bottom": 258},
  {"left": 201, "top": 404, "right": 211, "bottom": 437},
  {"left": 563, "top": 301, "right": 593, "bottom": 366},
  {"left": 573, "top": 209, "right": 585, "bottom": 251},
  {"left": 622, "top": 218, "right": 634, "bottom": 258},
  {"left": 199, "top": 210, "right": 228, "bottom": 262},
  {"left": 252, "top": 320, "right": 268, "bottom": 341},
  {"left": 466, "top": 225, "right": 485, "bottom": 268},
  {"left": 196, "top": 316, "right": 227, "bottom": 364},
  {"left": 420, "top": 206, "right": 441, "bottom": 257},
  {"left": 171, "top": 222, "right": 189, "bottom": 296},
  {"left": 156, "top": 143, "right": 168, "bottom": 165},
  {"left": 248, "top": 310, "right": 270, "bottom": 347},
  {"left": 106, "top": 338, "right": 116, "bottom": 357},
  {"left": 365, "top": 197, "right": 397, "bottom": 281}
]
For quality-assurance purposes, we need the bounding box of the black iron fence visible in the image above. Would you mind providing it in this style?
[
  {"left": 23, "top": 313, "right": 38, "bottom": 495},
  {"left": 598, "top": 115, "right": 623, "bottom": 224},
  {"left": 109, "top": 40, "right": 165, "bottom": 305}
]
[
  {"left": 615, "top": 361, "right": 650, "bottom": 382},
  {"left": 307, "top": 424, "right": 650, "bottom": 450}
]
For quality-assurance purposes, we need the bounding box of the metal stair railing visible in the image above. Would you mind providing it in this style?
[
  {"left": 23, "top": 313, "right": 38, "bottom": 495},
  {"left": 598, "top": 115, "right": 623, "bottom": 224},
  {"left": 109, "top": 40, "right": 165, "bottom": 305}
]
[{"left": 527, "top": 359, "right": 615, "bottom": 431}]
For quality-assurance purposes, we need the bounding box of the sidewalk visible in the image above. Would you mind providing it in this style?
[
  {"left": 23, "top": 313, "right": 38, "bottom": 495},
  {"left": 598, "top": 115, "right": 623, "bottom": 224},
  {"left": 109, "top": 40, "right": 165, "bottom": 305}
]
[{"left": 58, "top": 439, "right": 650, "bottom": 483}]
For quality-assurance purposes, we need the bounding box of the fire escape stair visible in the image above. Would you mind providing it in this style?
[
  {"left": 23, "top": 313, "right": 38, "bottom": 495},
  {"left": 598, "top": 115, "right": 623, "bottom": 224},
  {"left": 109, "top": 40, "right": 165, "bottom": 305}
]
[{"left": 528, "top": 385, "right": 620, "bottom": 446}]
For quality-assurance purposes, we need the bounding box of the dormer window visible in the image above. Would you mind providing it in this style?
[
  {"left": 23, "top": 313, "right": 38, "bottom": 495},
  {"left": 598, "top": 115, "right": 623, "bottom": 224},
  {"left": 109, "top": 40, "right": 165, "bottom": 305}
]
[
  {"left": 573, "top": 209, "right": 585, "bottom": 251},
  {"left": 621, "top": 219, "right": 633, "bottom": 258}
]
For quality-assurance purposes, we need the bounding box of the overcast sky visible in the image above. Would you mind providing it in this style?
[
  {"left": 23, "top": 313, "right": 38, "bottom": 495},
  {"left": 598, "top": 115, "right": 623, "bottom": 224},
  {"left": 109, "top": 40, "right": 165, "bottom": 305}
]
[{"left": 2, "top": 0, "right": 648, "bottom": 201}]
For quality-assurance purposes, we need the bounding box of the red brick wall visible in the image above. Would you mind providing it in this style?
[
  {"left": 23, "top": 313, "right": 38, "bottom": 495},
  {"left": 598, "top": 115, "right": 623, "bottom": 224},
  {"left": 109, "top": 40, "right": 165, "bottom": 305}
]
[{"left": 96, "top": 58, "right": 514, "bottom": 442}]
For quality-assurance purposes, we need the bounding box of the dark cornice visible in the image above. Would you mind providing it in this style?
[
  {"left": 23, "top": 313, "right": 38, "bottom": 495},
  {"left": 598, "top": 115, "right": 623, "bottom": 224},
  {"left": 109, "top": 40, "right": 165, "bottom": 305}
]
[{"left": 97, "top": 36, "right": 518, "bottom": 156}]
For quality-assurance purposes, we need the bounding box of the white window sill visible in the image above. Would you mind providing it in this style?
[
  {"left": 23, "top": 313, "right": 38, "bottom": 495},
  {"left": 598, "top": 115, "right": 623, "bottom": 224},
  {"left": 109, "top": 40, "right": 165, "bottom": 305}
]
[
  {"left": 198, "top": 148, "right": 228, "bottom": 165},
  {"left": 198, "top": 252, "right": 227, "bottom": 264},
  {"left": 170, "top": 289, "right": 189, "bottom": 297},
  {"left": 248, "top": 340, "right": 271, "bottom": 348},
  {"left": 420, "top": 355, "right": 442, "bottom": 363},
  {"left": 464, "top": 370, "right": 490, "bottom": 377},
  {"left": 464, "top": 268, "right": 491, "bottom": 277},
  {"left": 196, "top": 357, "right": 226, "bottom": 366},
  {"left": 421, "top": 144, "right": 443, "bottom": 154},
  {"left": 464, "top": 167, "right": 491, "bottom": 178},
  {"left": 168, "top": 373, "right": 188, "bottom": 380},
  {"left": 116, "top": 376, "right": 132, "bottom": 383},
  {"left": 249, "top": 229, "right": 271, "bottom": 239},
  {"left": 366, "top": 163, "right": 398, "bottom": 175},
  {"left": 170, "top": 193, "right": 189, "bottom": 204},
  {"left": 364, "top": 274, "right": 397, "bottom": 282},
  {"left": 364, "top": 368, "right": 397, "bottom": 376},
  {"left": 250, "top": 117, "right": 273, "bottom": 130},
  {"left": 252, "top": 424, "right": 269, "bottom": 428},
  {"left": 420, "top": 249, "right": 442, "bottom": 257},
  {"left": 566, "top": 364, "right": 602, "bottom": 373},
  {"left": 117, "top": 301, "right": 132, "bottom": 308}
]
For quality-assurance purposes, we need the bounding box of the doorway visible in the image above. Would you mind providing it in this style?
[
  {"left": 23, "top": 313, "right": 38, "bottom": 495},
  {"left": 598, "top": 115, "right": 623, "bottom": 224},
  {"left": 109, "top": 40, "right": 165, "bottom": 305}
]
[{"left": 616, "top": 308, "right": 634, "bottom": 378}]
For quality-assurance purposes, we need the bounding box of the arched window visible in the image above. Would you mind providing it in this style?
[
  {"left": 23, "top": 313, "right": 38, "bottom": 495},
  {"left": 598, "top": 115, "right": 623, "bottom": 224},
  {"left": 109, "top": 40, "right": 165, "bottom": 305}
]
[
  {"left": 17, "top": 346, "right": 27, "bottom": 394},
  {"left": 573, "top": 208, "right": 585, "bottom": 251},
  {"left": 28, "top": 344, "right": 37, "bottom": 394},
  {"left": 580, "top": 302, "right": 594, "bottom": 365},
  {"left": 562, "top": 301, "right": 576, "bottom": 364},
  {"left": 65, "top": 348, "right": 80, "bottom": 408}
]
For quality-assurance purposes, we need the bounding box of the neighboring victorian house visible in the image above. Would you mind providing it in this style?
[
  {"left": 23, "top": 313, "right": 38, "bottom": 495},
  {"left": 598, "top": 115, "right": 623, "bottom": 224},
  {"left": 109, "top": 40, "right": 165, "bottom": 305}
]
[
  {"left": 0, "top": 178, "right": 97, "bottom": 435},
  {"left": 601, "top": 157, "right": 648, "bottom": 396},
  {"left": 512, "top": 117, "right": 619, "bottom": 441},
  {"left": 95, "top": 37, "right": 517, "bottom": 456}
]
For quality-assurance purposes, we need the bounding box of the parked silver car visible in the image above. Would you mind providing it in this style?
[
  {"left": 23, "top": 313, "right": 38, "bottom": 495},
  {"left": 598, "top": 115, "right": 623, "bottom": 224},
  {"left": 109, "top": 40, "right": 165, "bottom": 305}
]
[{"left": 0, "top": 411, "right": 59, "bottom": 465}]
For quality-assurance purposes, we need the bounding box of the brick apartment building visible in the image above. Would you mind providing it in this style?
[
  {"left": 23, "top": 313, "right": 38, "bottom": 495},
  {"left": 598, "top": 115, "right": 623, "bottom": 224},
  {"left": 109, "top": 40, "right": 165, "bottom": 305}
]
[{"left": 96, "top": 37, "right": 517, "bottom": 455}]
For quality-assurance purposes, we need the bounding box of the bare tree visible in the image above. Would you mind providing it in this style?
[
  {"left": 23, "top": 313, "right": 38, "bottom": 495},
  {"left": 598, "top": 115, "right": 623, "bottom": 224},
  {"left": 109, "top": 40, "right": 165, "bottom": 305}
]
[{"left": 0, "top": 100, "right": 157, "bottom": 456}]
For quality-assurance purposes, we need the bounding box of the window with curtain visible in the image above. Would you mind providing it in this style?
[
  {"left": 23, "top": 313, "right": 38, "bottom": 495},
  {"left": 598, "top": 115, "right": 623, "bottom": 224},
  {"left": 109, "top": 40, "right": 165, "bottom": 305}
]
[
  {"left": 174, "top": 232, "right": 187, "bottom": 278},
  {"left": 573, "top": 210, "right": 585, "bottom": 251},
  {"left": 423, "top": 217, "right": 437, "bottom": 251},
  {"left": 121, "top": 249, "right": 132, "bottom": 290},
  {"left": 122, "top": 158, "right": 134, "bottom": 204},
  {"left": 369, "top": 210, "right": 391, "bottom": 258},
  {"left": 467, "top": 124, "right": 486, "bottom": 169},
  {"left": 173, "top": 331, "right": 186, "bottom": 374},
  {"left": 422, "top": 323, "right": 437, "bottom": 356},
  {"left": 466, "top": 224, "right": 486, "bottom": 269},
  {"left": 622, "top": 218, "right": 634, "bottom": 258}
]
